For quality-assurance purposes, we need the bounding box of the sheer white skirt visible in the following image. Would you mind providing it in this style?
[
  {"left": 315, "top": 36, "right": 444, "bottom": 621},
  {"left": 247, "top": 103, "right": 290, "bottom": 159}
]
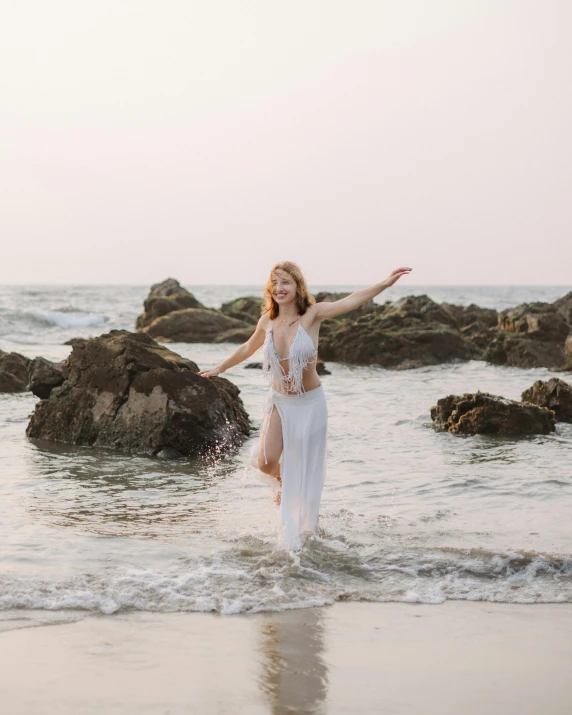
[{"left": 251, "top": 384, "right": 328, "bottom": 551}]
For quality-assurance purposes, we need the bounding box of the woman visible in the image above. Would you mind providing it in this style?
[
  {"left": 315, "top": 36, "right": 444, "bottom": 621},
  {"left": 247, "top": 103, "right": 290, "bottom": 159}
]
[{"left": 199, "top": 262, "right": 412, "bottom": 549}]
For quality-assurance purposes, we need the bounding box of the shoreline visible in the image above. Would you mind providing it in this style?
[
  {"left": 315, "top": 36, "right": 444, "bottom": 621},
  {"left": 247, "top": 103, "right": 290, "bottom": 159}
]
[{"left": 1, "top": 601, "right": 571, "bottom": 714}]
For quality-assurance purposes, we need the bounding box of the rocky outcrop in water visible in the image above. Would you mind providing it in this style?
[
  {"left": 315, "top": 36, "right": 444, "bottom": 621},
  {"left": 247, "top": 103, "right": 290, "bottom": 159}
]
[
  {"left": 440, "top": 303, "right": 499, "bottom": 352},
  {"left": 553, "top": 292, "right": 572, "bottom": 325},
  {"left": 521, "top": 378, "right": 572, "bottom": 423},
  {"left": 484, "top": 293, "right": 572, "bottom": 369},
  {"left": 316, "top": 291, "right": 572, "bottom": 371},
  {"left": 136, "top": 281, "right": 259, "bottom": 343},
  {"left": 26, "top": 330, "right": 250, "bottom": 458},
  {"left": 441, "top": 303, "right": 499, "bottom": 329},
  {"left": 27, "top": 357, "right": 67, "bottom": 399},
  {"left": 136, "top": 278, "right": 207, "bottom": 330},
  {"left": 319, "top": 295, "right": 477, "bottom": 369},
  {"left": 220, "top": 297, "right": 263, "bottom": 325},
  {"left": 430, "top": 392, "right": 556, "bottom": 435},
  {"left": 484, "top": 333, "right": 565, "bottom": 370},
  {"left": 0, "top": 350, "right": 31, "bottom": 393},
  {"left": 140, "top": 309, "right": 250, "bottom": 343}
]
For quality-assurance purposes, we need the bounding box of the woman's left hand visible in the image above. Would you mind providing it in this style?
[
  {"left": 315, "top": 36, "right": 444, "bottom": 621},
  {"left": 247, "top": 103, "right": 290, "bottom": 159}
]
[{"left": 383, "top": 267, "right": 412, "bottom": 288}]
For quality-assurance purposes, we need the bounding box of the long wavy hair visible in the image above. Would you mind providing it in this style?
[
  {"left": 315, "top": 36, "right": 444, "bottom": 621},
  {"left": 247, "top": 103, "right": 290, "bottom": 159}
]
[{"left": 262, "top": 261, "right": 315, "bottom": 320}]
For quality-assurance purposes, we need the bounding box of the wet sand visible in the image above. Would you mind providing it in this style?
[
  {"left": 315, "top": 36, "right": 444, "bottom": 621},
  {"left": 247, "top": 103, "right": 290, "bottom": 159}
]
[{"left": 1, "top": 602, "right": 571, "bottom": 714}]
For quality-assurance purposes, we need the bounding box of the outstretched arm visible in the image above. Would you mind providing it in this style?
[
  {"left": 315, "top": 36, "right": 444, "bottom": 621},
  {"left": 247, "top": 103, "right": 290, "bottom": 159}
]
[
  {"left": 198, "top": 316, "right": 268, "bottom": 378},
  {"left": 313, "top": 267, "right": 412, "bottom": 321}
]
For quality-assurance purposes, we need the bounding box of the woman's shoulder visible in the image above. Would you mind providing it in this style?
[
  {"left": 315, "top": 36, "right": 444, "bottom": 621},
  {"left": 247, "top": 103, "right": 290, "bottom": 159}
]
[{"left": 257, "top": 313, "right": 272, "bottom": 332}]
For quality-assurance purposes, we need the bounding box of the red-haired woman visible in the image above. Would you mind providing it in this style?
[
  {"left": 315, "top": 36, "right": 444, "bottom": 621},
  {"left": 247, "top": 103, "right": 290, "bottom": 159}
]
[{"left": 200, "top": 262, "right": 411, "bottom": 549}]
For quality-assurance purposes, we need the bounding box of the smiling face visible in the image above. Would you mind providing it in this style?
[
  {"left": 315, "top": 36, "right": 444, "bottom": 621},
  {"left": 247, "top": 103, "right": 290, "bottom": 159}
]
[
  {"left": 262, "top": 261, "right": 314, "bottom": 320},
  {"left": 271, "top": 269, "right": 297, "bottom": 307}
]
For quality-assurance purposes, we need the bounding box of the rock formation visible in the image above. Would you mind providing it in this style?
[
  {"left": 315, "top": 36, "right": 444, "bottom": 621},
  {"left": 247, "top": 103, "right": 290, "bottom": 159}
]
[
  {"left": 484, "top": 293, "right": 572, "bottom": 369},
  {"left": 319, "top": 295, "right": 477, "bottom": 369},
  {"left": 220, "top": 297, "right": 263, "bottom": 324},
  {"left": 27, "top": 357, "right": 66, "bottom": 399},
  {"left": 136, "top": 280, "right": 259, "bottom": 343},
  {"left": 521, "top": 377, "right": 572, "bottom": 423},
  {"left": 430, "top": 392, "right": 556, "bottom": 435},
  {"left": 26, "top": 330, "right": 250, "bottom": 458},
  {"left": 552, "top": 291, "right": 572, "bottom": 325},
  {"left": 140, "top": 309, "right": 250, "bottom": 343},
  {"left": 136, "top": 278, "right": 207, "bottom": 330},
  {"left": 316, "top": 290, "right": 572, "bottom": 371},
  {"left": 0, "top": 350, "right": 31, "bottom": 393},
  {"left": 441, "top": 303, "right": 499, "bottom": 352}
]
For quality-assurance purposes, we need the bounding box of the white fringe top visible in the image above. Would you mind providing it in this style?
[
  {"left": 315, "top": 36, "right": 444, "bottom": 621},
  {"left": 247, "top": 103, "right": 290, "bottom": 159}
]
[{"left": 262, "top": 320, "right": 318, "bottom": 394}]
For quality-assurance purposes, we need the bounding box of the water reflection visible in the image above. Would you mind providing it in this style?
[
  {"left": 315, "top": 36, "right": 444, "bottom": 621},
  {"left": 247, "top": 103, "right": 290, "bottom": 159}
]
[
  {"left": 24, "top": 439, "right": 238, "bottom": 537},
  {"left": 257, "top": 607, "right": 328, "bottom": 715}
]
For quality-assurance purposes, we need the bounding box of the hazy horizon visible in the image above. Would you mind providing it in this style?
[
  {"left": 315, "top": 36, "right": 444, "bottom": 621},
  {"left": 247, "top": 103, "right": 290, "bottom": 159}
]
[
  {"left": 1, "top": 1, "right": 571, "bottom": 286},
  {"left": 1, "top": 280, "right": 571, "bottom": 288}
]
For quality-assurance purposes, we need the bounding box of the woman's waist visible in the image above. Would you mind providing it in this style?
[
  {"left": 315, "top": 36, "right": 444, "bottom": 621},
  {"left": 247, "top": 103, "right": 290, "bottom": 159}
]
[{"left": 269, "top": 383, "right": 324, "bottom": 401}]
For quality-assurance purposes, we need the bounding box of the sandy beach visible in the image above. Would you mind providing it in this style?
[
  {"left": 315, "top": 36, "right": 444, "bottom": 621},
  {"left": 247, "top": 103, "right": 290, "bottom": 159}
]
[{"left": 1, "top": 602, "right": 571, "bottom": 714}]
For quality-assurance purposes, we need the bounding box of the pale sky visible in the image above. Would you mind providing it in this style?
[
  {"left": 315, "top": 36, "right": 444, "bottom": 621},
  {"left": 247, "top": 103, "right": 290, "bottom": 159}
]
[{"left": 1, "top": 1, "right": 570, "bottom": 285}]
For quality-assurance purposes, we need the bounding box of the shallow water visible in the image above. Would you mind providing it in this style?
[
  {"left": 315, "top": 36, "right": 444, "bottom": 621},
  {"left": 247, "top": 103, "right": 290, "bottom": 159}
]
[{"left": 1, "top": 284, "right": 571, "bottom": 625}]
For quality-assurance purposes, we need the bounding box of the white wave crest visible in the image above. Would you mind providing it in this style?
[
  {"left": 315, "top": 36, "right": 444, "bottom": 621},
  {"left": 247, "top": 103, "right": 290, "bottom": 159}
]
[
  {"left": 29, "top": 311, "right": 108, "bottom": 328},
  {"left": 0, "top": 548, "right": 570, "bottom": 618}
]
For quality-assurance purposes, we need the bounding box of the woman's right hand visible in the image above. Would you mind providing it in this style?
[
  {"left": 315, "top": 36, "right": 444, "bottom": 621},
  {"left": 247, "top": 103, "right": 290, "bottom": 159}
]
[{"left": 198, "top": 366, "right": 223, "bottom": 378}]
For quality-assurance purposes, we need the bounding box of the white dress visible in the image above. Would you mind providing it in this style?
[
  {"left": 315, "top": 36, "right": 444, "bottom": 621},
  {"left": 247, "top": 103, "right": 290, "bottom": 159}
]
[{"left": 252, "top": 320, "right": 328, "bottom": 550}]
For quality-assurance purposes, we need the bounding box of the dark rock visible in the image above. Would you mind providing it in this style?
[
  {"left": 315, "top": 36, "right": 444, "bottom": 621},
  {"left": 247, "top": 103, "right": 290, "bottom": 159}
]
[
  {"left": 459, "top": 321, "right": 499, "bottom": 353},
  {"left": 430, "top": 392, "right": 556, "bottom": 435},
  {"left": 136, "top": 278, "right": 207, "bottom": 330},
  {"left": 28, "top": 358, "right": 67, "bottom": 399},
  {"left": 441, "top": 303, "right": 498, "bottom": 329},
  {"left": 498, "top": 302, "right": 570, "bottom": 341},
  {"left": 484, "top": 334, "right": 565, "bottom": 370},
  {"left": 220, "top": 297, "right": 263, "bottom": 325},
  {"left": 383, "top": 295, "right": 459, "bottom": 329},
  {"left": 64, "top": 338, "right": 88, "bottom": 346},
  {"left": 521, "top": 378, "right": 572, "bottom": 423},
  {"left": 26, "top": 330, "right": 250, "bottom": 458},
  {"left": 319, "top": 295, "right": 476, "bottom": 369},
  {"left": 481, "top": 295, "right": 572, "bottom": 369},
  {"left": 141, "top": 309, "right": 250, "bottom": 343},
  {"left": 552, "top": 291, "right": 572, "bottom": 325},
  {"left": 321, "top": 324, "right": 474, "bottom": 369},
  {"left": 214, "top": 327, "right": 256, "bottom": 344},
  {"left": 0, "top": 350, "right": 31, "bottom": 393}
]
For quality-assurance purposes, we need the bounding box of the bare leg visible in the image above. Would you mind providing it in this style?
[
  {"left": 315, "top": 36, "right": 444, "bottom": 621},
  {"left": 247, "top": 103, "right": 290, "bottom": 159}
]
[{"left": 258, "top": 406, "right": 283, "bottom": 489}]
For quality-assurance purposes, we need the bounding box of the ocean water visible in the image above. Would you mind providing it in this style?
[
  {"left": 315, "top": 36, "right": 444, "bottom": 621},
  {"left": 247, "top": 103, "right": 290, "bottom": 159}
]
[{"left": 0, "top": 284, "right": 571, "bottom": 630}]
